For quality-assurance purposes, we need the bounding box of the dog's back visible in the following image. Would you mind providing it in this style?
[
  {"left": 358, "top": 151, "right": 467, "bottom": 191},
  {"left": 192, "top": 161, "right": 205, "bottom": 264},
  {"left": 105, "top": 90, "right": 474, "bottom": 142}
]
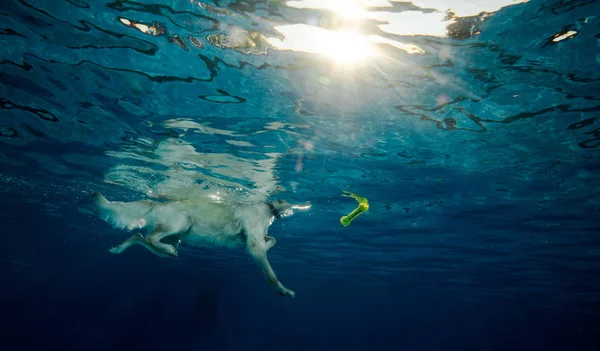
[{"left": 92, "top": 192, "right": 155, "bottom": 230}]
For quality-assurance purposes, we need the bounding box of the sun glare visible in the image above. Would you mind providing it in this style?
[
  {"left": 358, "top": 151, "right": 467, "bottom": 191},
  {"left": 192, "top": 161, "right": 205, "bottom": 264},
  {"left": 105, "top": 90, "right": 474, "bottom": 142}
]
[
  {"left": 286, "top": 0, "right": 367, "bottom": 20},
  {"left": 327, "top": 0, "right": 366, "bottom": 20},
  {"left": 274, "top": 1, "right": 429, "bottom": 65},
  {"left": 323, "top": 31, "right": 378, "bottom": 64},
  {"left": 267, "top": 25, "right": 379, "bottom": 65},
  {"left": 277, "top": 0, "right": 530, "bottom": 64}
]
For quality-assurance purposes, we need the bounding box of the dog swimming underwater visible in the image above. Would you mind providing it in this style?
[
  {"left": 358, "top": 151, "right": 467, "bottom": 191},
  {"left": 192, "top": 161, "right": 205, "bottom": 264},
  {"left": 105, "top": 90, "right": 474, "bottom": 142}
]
[{"left": 91, "top": 192, "right": 311, "bottom": 297}]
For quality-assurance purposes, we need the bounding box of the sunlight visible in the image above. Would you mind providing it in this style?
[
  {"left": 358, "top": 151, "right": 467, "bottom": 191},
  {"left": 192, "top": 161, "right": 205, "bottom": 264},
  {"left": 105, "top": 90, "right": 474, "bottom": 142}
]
[
  {"left": 325, "top": 31, "right": 377, "bottom": 64},
  {"left": 409, "top": 0, "right": 530, "bottom": 17},
  {"left": 284, "top": 0, "right": 531, "bottom": 39},
  {"left": 366, "top": 10, "right": 450, "bottom": 37},
  {"left": 276, "top": 0, "right": 530, "bottom": 65},
  {"left": 268, "top": 24, "right": 426, "bottom": 64},
  {"left": 286, "top": 0, "right": 367, "bottom": 20},
  {"left": 327, "top": 0, "right": 365, "bottom": 20},
  {"left": 287, "top": 0, "right": 530, "bottom": 18},
  {"left": 267, "top": 25, "right": 379, "bottom": 65},
  {"left": 207, "top": 192, "right": 223, "bottom": 202}
]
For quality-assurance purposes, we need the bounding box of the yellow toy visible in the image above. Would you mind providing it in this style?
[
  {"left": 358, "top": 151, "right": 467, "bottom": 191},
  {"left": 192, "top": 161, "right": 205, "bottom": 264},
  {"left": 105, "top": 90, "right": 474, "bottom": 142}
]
[{"left": 340, "top": 191, "right": 369, "bottom": 227}]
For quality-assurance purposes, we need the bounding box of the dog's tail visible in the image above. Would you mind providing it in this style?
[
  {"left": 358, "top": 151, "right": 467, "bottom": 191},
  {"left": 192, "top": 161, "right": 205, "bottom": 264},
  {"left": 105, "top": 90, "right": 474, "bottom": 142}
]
[
  {"left": 91, "top": 192, "right": 110, "bottom": 208},
  {"left": 91, "top": 192, "right": 152, "bottom": 231}
]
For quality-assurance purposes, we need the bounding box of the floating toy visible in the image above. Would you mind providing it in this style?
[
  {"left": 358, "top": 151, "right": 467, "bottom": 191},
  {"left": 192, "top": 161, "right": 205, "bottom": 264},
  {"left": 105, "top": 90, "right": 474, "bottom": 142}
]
[{"left": 340, "top": 191, "right": 369, "bottom": 227}]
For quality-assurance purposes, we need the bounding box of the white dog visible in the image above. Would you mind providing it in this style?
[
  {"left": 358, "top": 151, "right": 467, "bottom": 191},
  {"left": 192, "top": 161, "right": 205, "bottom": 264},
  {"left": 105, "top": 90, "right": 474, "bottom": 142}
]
[{"left": 91, "top": 192, "right": 310, "bottom": 297}]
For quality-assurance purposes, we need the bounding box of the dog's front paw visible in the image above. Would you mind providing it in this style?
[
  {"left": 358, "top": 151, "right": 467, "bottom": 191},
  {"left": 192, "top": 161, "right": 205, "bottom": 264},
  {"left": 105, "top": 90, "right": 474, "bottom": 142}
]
[
  {"left": 108, "top": 246, "right": 123, "bottom": 254},
  {"left": 277, "top": 285, "right": 295, "bottom": 298},
  {"left": 164, "top": 246, "right": 178, "bottom": 257}
]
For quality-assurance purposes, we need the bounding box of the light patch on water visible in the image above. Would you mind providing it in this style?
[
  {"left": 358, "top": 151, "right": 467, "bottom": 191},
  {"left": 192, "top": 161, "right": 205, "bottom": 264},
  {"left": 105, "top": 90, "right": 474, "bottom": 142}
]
[
  {"left": 287, "top": 0, "right": 370, "bottom": 20},
  {"left": 276, "top": 0, "right": 529, "bottom": 63},
  {"left": 365, "top": 10, "right": 450, "bottom": 37},
  {"left": 408, "top": 0, "right": 529, "bottom": 17},
  {"left": 105, "top": 138, "right": 282, "bottom": 203},
  {"left": 255, "top": 121, "right": 310, "bottom": 137},
  {"left": 267, "top": 24, "right": 424, "bottom": 64},
  {"left": 286, "top": 0, "right": 528, "bottom": 18},
  {"left": 164, "top": 118, "right": 246, "bottom": 137},
  {"left": 226, "top": 140, "right": 255, "bottom": 147},
  {"left": 551, "top": 30, "right": 577, "bottom": 43},
  {"left": 148, "top": 177, "right": 242, "bottom": 204}
]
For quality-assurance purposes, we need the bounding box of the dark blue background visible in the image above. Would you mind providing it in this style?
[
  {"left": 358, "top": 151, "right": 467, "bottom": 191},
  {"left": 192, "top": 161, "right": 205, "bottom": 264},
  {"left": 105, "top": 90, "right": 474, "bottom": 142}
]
[{"left": 1, "top": 183, "right": 599, "bottom": 351}]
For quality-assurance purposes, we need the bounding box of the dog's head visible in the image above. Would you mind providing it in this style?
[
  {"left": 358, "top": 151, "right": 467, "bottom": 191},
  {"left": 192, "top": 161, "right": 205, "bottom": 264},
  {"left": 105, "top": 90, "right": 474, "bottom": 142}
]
[{"left": 268, "top": 199, "right": 311, "bottom": 219}]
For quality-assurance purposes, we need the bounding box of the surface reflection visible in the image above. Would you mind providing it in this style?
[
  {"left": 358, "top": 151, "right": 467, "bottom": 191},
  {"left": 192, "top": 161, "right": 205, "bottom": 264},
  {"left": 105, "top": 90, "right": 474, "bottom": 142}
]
[
  {"left": 268, "top": 0, "right": 529, "bottom": 64},
  {"left": 103, "top": 119, "right": 294, "bottom": 203}
]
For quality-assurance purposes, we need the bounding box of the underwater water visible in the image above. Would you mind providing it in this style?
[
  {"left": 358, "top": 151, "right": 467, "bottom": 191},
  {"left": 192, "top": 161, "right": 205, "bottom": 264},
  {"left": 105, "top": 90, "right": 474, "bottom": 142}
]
[{"left": 1, "top": 0, "right": 600, "bottom": 349}]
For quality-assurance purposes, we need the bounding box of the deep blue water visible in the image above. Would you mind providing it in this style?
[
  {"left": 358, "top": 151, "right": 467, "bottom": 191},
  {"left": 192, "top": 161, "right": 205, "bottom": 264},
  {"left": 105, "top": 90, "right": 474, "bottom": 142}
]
[{"left": 1, "top": 0, "right": 600, "bottom": 350}]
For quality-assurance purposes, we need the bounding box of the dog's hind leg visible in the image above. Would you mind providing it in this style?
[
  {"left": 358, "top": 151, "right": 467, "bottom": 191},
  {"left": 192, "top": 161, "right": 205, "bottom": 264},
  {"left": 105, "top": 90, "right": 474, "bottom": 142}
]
[
  {"left": 246, "top": 233, "right": 294, "bottom": 298},
  {"left": 109, "top": 233, "right": 144, "bottom": 254},
  {"left": 265, "top": 236, "right": 276, "bottom": 251},
  {"left": 144, "top": 225, "right": 182, "bottom": 257},
  {"left": 108, "top": 233, "right": 172, "bottom": 258}
]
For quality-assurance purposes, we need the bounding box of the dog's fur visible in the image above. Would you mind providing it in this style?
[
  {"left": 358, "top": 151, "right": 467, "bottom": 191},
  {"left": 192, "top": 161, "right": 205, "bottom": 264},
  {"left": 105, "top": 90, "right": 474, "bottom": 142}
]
[{"left": 91, "top": 192, "right": 310, "bottom": 297}]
